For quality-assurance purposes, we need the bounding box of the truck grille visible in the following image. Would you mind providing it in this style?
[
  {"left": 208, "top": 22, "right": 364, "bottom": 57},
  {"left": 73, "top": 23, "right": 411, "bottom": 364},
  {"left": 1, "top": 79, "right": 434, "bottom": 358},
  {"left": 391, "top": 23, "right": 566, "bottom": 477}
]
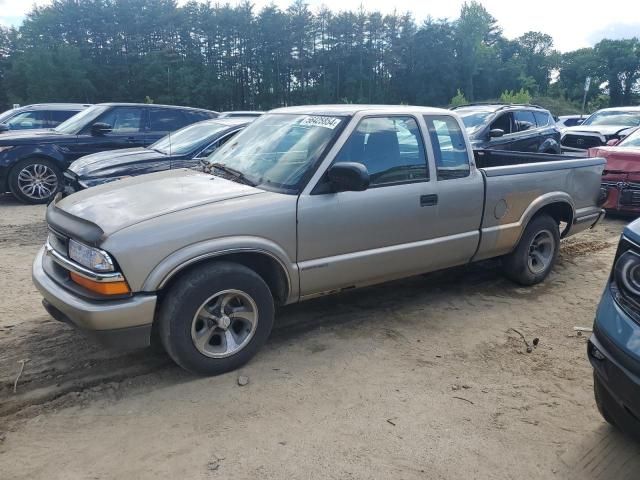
[
  {"left": 562, "top": 134, "right": 603, "bottom": 150},
  {"left": 620, "top": 189, "right": 640, "bottom": 207}
]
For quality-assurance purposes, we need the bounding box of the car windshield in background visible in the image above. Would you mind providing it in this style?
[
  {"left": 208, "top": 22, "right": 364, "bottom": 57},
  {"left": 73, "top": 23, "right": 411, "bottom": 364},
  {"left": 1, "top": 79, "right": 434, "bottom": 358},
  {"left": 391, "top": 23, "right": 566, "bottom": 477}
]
[
  {"left": 151, "top": 122, "right": 228, "bottom": 155},
  {"left": 54, "top": 105, "right": 108, "bottom": 134},
  {"left": 457, "top": 110, "right": 492, "bottom": 130},
  {"left": 619, "top": 128, "right": 640, "bottom": 148},
  {"left": 205, "top": 113, "right": 345, "bottom": 193},
  {"left": 582, "top": 111, "right": 640, "bottom": 127}
]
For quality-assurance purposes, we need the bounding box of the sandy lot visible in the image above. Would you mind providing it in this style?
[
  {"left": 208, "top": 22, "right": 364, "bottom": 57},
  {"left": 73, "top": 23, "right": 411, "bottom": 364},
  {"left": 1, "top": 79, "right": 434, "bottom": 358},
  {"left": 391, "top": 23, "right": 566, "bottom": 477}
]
[{"left": 1, "top": 192, "right": 639, "bottom": 479}]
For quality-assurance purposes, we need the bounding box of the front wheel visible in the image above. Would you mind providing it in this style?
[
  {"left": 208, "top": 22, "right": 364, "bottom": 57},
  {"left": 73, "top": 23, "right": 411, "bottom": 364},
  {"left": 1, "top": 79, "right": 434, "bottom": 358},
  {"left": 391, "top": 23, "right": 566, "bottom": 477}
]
[
  {"left": 9, "top": 158, "right": 62, "bottom": 204},
  {"left": 503, "top": 213, "right": 560, "bottom": 285},
  {"left": 158, "top": 261, "right": 274, "bottom": 375}
]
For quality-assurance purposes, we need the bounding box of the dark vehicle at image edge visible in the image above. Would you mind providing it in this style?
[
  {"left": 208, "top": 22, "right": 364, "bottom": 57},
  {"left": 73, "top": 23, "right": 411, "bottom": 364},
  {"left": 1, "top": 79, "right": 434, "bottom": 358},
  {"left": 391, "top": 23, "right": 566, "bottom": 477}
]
[
  {"left": 452, "top": 103, "right": 561, "bottom": 153},
  {"left": 590, "top": 221, "right": 640, "bottom": 440},
  {"left": 0, "top": 103, "right": 90, "bottom": 133},
  {"left": 0, "top": 102, "right": 218, "bottom": 204},
  {"left": 65, "top": 118, "right": 252, "bottom": 192}
]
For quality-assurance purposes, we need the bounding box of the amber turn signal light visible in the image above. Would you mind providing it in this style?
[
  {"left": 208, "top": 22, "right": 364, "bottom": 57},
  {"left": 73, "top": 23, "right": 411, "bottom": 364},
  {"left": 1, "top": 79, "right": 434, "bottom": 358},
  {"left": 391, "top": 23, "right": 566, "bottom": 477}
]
[{"left": 70, "top": 272, "right": 131, "bottom": 295}]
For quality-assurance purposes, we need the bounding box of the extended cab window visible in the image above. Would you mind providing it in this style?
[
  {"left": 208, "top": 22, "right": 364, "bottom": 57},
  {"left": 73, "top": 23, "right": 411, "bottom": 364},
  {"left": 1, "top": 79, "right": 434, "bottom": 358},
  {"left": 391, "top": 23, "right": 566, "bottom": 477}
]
[
  {"left": 334, "top": 116, "right": 427, "bottom": 186},
  {"left": 490, "top": 112, "right": 513, "bottom": 134},
  {"left": 424, "top": 115, "right": 470, "bottom": 180},
  {"left": 514, "top": 110, "right": 536, "bottom": 132},
  {"left": 95, "top": 107, "right": 143, "bottom": 133}
]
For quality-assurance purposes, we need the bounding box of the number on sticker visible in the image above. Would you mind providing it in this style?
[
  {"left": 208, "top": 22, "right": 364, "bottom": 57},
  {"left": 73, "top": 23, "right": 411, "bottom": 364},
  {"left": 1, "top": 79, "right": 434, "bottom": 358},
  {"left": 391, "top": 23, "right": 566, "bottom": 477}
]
[{"left": 299, "top": 116, "right": 341, "bottom": 129}]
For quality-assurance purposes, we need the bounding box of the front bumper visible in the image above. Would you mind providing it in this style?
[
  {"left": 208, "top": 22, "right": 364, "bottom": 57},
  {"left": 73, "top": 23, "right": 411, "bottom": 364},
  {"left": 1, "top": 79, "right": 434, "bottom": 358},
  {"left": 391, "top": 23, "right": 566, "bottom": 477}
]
[
  {"left": 32, "top": 247, "right": 157, "bottom": 349},
  {"left": 601, "top": 182, "right": 640, "bottom": 215}
]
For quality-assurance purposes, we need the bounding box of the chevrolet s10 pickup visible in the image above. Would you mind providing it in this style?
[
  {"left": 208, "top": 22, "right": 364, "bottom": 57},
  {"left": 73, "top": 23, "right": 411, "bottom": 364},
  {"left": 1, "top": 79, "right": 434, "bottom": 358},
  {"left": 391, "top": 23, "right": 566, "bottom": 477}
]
[{"left": 33, "top": 105, "right": 606, "bottom": 374}]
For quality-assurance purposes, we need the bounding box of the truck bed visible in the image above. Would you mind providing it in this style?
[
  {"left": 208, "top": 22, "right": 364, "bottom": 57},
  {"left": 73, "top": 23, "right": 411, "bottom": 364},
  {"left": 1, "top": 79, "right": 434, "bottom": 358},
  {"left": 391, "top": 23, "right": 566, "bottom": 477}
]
[
  {"left": 471, "top": 150, "right": 606, "bottom": 261},
  {"left": 474, "top": 149, "right": 586, "bottom": 168}
]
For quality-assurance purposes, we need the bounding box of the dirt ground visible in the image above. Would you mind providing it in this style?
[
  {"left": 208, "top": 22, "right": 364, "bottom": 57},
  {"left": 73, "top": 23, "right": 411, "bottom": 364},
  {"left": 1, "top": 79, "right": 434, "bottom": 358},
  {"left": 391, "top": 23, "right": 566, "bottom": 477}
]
[{"left": 1, "top": 192, "right": 639, "bottom": 480}]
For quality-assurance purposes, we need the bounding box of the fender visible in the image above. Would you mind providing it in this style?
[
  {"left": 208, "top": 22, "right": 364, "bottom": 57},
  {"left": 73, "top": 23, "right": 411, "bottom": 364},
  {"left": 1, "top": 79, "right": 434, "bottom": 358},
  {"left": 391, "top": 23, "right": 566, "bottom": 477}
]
[
  {"left": 142, "top": 235, "right": 300, "bottom": 303},
  {"left": 474, "top": 192, "right": 575, "bottom": 261},
  {"left": 2, "top": 143, "right": 67, "bottom": 170}
]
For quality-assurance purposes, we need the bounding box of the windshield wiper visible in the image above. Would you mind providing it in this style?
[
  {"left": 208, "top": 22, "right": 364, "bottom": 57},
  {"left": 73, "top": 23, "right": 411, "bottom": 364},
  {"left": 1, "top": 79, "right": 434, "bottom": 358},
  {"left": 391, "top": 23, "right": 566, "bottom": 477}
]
[{"left": 208, "top": 162, "right": 257, "bottom": 187}]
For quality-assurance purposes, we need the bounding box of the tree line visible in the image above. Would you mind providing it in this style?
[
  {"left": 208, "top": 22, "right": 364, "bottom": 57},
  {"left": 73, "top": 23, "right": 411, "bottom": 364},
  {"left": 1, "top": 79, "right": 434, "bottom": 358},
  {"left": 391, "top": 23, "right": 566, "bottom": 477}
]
[{"left": 0, "top": 0, "right": 638, "bottom": 113}]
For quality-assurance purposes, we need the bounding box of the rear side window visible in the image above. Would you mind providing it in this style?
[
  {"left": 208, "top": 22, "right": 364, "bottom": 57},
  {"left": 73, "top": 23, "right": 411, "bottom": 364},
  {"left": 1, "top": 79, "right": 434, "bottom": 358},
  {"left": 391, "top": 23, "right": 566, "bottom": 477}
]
[
  {"left": 149, "top": 109, "right": 188, "bottom": 132},
  {"left": 184, "top": 110, "right": 216, "bottom": 123},
  {"left": 334, "top": 116, "right": 428, "bottom": 186},
  {"left": 424, "top": 115, "right": 470, "bottom": 180},
  {"left": 533, "top": 111, "right": 552, "bottom": 127},
  {"left": 514, "top": 110, "right": 536, "bottom": 132},
  {"left": 50, "top": 110, "right": 79, "bottom": 125},
  {"left": 6, "top": 110, "right": 48, "bottom": 129}
]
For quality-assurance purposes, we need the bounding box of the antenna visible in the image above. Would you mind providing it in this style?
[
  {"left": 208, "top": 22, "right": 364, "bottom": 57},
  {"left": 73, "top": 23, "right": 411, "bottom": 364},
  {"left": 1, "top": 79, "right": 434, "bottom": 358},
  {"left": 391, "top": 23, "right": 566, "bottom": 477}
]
[{"left": 168, "top": 128, "right": 172, "bottom": 169}]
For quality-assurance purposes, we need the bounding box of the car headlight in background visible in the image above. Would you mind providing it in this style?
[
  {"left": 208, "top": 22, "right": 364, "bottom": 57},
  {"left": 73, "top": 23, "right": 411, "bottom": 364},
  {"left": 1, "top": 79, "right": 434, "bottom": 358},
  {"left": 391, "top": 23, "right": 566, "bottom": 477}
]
[
  {"left": 68, "top": 239, "right": 115, "bottom": 272},
  {"left": 614, "top": 250, "right": 640, "bottom": 298}
]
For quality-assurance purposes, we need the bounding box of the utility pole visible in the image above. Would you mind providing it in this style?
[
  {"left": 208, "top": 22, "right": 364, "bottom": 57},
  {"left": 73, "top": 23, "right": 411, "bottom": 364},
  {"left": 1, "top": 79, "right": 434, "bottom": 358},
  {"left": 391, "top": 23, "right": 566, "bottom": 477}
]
[{"left": 581, "top": 76, "right": 591, "bottom": 117}]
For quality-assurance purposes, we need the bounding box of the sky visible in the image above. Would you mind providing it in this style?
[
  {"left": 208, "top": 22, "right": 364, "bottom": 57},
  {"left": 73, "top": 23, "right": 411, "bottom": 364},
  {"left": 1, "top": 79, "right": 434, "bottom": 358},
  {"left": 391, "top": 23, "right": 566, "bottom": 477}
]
[{"left": 1, "top": 0, "right": 639, "bottom": 52}]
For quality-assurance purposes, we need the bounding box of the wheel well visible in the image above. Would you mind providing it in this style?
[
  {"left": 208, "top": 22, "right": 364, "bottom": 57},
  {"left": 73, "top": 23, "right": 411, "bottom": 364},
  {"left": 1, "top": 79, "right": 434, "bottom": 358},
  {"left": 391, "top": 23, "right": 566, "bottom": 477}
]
[
  {"left": 535, "top": 202, "right": 573, "bottom": 237},
  {"left": 160, "top": 252, "right": 290, "bottom": 305}
]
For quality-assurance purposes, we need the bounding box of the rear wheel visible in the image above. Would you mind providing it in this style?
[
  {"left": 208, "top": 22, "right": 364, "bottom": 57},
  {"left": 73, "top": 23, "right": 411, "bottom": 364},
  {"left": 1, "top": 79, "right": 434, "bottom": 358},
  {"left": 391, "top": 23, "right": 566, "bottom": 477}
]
[
  {"left": 158, "top": 261, "right": 274, "bottom": 375},
  {"left": 9, "top": 158, "right": 62, "bottom": 204},
  {"left": 503, "top": 213, "right": 559, "bottom": 285}
]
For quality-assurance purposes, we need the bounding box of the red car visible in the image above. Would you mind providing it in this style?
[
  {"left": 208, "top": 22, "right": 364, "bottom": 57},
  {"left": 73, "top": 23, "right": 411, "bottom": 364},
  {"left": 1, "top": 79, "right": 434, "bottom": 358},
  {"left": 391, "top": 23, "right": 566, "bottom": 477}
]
[{"left": 590, "top": 127, "right": 640, "bottom": 215}]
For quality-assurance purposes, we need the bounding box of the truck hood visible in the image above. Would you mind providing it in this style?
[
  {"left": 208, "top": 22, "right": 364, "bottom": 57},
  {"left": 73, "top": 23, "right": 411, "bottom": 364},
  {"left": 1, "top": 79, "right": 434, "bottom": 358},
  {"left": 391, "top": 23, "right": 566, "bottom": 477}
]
[
  {"left": 55, "top": 169, "right": 265, "bottom": 236},
  {"left": 564, "top": 125, "right": 634, "bottom": 137},
  {"left": 590, "top": 147, "right": 640, "bottom": 176},
  {"left": 0, "top": 128, "right": 75, "bottom": 145},
  {"left": 68, "top": 147, "right": 174, "bottom": 178}
]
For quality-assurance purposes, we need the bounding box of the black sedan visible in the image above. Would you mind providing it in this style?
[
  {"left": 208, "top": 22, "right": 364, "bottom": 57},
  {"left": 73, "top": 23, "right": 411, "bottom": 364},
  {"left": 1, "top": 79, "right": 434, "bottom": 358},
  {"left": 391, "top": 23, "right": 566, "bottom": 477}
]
[{"left": 64, "top": 117, "right": 252, "bottom": 193}]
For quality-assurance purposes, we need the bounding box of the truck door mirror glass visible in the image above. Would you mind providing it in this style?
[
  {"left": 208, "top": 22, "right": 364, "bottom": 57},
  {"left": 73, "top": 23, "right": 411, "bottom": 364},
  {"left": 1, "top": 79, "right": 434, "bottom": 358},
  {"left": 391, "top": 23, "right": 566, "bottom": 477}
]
[
  {"left": 489, "top": 128, "right": 505, "bottom": 138},
  {"left": 327, "top": 162, "right": 370, "bottom": 192},
  {"left": 91, "top": 122, "right": 113, "bottom": 136}
]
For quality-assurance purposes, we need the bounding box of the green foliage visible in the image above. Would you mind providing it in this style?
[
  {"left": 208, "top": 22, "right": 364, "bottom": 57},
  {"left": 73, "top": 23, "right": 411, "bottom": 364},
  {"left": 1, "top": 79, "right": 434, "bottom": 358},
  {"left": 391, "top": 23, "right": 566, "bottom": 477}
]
[
  {"left": 499, "top": 88, "right": 533, "bottom": 104},
  {"left": 450, "top": 89, "right": 468, "bottom": 107},
  {"left": 0, "top": 0, "right": 637, "bottom": 112}
]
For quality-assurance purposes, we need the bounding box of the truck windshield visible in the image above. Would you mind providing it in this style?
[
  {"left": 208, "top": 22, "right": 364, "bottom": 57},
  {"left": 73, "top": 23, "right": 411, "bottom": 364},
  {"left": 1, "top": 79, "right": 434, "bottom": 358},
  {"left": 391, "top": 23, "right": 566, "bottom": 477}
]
[
  {"left": 204, "top": 113, "right": 346, "bottom": 193},
  {"left": 582, "top": 111, "right": 640, "bottom": 127},
  {"left": 619, "top": 128, "right": 640, "bottom": 148},
  {"left": 54, "top": 105, "right": 108, "bottom": 134},
  {"left": 151, "top": 121, "right": 227, "bottom": 155}
]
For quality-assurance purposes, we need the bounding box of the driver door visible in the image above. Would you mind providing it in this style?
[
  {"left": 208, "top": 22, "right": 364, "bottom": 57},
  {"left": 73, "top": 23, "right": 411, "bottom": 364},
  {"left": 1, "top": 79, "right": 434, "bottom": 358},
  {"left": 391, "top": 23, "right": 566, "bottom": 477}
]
[
  {"left": 71, "top": 106, "right": 146, "bottom": 160},
  {"left": 296, "top": 115, "right": 440, "bottom": 297}
]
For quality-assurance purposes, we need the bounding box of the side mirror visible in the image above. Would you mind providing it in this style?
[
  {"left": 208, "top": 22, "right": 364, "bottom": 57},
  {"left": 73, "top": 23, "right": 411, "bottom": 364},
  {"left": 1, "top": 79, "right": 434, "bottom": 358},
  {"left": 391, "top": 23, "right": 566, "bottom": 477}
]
[
  {"left": 91, "top": 122, "right": 113, "bottom": 136},
  {"left": 606, "top": 139, "right": 619, "bottom": 146},
  {"left": 489, "top": 128, "right": 505, "bottom": 138},
  {"left": 327, "top": 162, "right": 370, "bottom": 192}
]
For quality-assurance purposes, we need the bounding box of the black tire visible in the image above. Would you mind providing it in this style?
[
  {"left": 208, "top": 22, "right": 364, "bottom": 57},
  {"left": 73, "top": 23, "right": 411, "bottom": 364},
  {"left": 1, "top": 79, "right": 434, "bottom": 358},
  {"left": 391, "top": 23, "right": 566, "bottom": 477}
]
[
  {"left": 503, "top": 213, "right": 560, "bottom": 285},
  {"left": 158, "top": 261, "right": 274, "bottom": 375},
  {"left": 593, "top": 373, "right": 616, "bottom": 427},
  {"left": 9, "top": 158, "right": 62, "bottom": 204}
]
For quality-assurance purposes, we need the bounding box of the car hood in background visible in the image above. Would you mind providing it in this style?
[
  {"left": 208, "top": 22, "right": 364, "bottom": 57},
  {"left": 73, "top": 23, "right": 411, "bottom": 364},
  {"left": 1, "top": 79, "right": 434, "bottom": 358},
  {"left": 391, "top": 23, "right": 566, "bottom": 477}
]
[
  {"left": 68, "top": 147, "right": 174, "bottom": 178},
  {"left": 55, "top": 169, "right": 266, "bottom": 236},
  {"left": 563, "top": 125, "right": 635, "bottom": 137},
  {"left": 590, "top": 147, "right": 640, "bottom": 176}
]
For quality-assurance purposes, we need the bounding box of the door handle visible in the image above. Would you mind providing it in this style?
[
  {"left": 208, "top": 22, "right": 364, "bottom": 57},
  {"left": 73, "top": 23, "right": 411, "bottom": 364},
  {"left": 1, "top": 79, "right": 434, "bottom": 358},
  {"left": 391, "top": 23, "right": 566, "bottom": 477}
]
[{"left": 420, "top": 194, "right": 438, "bottom": 207}]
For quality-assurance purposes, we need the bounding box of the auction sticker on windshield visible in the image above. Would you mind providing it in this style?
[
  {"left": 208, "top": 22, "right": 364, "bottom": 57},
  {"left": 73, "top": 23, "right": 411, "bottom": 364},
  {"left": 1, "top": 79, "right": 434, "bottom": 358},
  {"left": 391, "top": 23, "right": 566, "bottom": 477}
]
[{"left": 299, "top": 116, "right": 341, "bottom": 129}]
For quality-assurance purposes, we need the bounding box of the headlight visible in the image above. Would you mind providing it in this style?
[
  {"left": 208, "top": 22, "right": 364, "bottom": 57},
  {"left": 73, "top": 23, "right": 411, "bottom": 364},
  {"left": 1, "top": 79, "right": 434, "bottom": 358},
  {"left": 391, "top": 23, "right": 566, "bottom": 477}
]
[
  {"left": 614, "top": 250, "right": 640, "bottom": 297},
  {"left": 68, "top": 239, "right": 115, "bottom": 272},
  {"left": 0, "top": 146, "right": 14, "bottom": 153}
]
